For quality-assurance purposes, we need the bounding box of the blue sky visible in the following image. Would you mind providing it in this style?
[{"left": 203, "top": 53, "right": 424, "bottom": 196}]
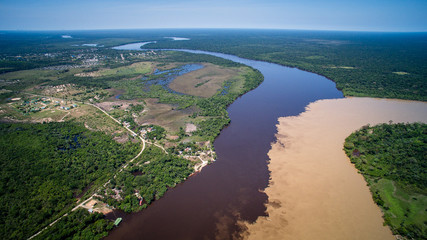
[{"left": 1, "top": 0, "right": 426, "bottom": 31}]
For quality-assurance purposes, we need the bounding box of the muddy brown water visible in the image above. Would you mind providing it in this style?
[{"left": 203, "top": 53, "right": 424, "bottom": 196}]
[
  {"left": 245, "top": 98, "right": 427, "bottom": 239},
  {"left": 107, "top": 45, "right": 343, "bottom": 239}
]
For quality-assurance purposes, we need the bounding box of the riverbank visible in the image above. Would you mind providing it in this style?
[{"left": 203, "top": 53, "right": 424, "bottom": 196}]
[
  {"left": 244, "top": 97, "right": 427, "bottom": 240},
  {"left": 106, "top": 45, "right": 343, "bottom": 240}
]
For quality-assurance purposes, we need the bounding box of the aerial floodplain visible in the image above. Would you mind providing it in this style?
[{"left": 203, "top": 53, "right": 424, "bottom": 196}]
[
  {"left": 1, "top": 3, "right": 427, "bottom": 238},
  {"left": 0, "top": 31, "right": 267, "bottom": 240}
]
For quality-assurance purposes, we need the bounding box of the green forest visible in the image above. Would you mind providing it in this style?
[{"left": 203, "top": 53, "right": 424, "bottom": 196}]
[
  {"left": 147, "top": 30, "right": 427, "bottom": 101},
  {"left": 34, "top": 209, "right": 113, "bottom": 240},
  {"left": 98, "top": 146, "right": 194, "bottom": 213},
  {"left": 0, "top": 122, "right": 139, "bottom": 239},
  {"left": 344, "top": 123, "right": 427, "bottom": 239}
]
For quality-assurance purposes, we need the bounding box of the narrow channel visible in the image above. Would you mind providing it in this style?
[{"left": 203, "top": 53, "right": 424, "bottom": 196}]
[{"left": 107, "top": 44, "right": 343, "bottom": 239}]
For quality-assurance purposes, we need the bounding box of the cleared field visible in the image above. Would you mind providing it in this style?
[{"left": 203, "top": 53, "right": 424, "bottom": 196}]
[
  {"left": 392, "top": 71, "right": 409, "bottom": 75},
  {"left": 0, "top": 103, "right": 29, "bottom": 120},
  {"left": 305, "top": 55, "right": 325, "bottom": 60},
  {"left": 169, "top": 63, "right": 243, "bottom": 97},
  {"left": 153, "top": 62, "right": 181, "bottom": 71},
  {"left": 0, "top": 67, "right": 14, "bottom": 71},
  {"left": 328, "top": 66, "right": 356, "bottom": 69},
  {"left": 0, "top": 69, "right": 58, "bottom": 81},
  {"left": 0, "top": 67, "right": 87, "bottom": 81},
  {"left": 71, "top": 104, "right": 126, "bottom": 134},
  {"left": 76, "top": 62, "right": 152, "bottom": 77},
  {"left": 30, "top": 109, "right": 69, "bottom": 122},
  {"left": 137, "top": 98, "right": 192, "bottom": 132},
  {"left": 0, "top": 101, "right": 69, "bottom": 123},
  {"left": 0, "top": 102, "right": 120, "bottom": 132},
  {"left": 374, "top": 179, "right": 426, "bottom": 232}
]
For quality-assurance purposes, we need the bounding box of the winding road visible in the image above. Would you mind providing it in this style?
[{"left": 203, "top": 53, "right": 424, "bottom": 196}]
[{"left": 28, "top": 102, "right": 146, "bottom": 240}]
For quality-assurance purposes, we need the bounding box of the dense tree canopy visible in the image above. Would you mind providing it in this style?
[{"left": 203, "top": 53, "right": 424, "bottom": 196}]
[
  {"left": 34, "top": 209, "right": 113, "bottom": 240},
  {"left": 344, "top": 123, "right": 427, "bottom": 239},
  {"left": 99, "top": 146, "right": 194, "bottom": 213},
  {"left": 0, "top": 122, "right": 139, "bottom": 239}
]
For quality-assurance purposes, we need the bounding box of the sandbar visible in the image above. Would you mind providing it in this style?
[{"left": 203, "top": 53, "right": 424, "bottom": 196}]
[{"left": 245, "top": 97, "right": 427, "bottom": 240}]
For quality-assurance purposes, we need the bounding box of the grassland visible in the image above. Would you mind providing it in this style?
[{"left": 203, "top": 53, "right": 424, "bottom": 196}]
[
  {"left": 393, "top": 71, "right": 410, "bottom": 75},
  {"left": 0, "top": 95, "right": 129, "bottom": 138},
  {"left": 0, "top": 69, "right": 58, "bottom": 81},
  {"left": 328, "top": 66, "right": 356, "bottom": 69},
  {"left": 0, "top": 64, "right": 104, "bottom": 100},
  {"left": 169, "top": 63, "right": 244, "bottom": 97},
  {"left": 137, "top": 98, "right": 191, "bottom": 132},
  {"left": 0, "top": 68, "right": 62, "bottom": 94},
  {"left": 0, "top": 64, "right": 97, "bottom": 83},
  {"left": 70, "top": 105, "right": 129, "bottom": 135},
  {"left": 374, "top": 179, "right": 426, "bottom": 231},
  {"left": 75, "top": 62, "right": 152, "bottom": 77}
]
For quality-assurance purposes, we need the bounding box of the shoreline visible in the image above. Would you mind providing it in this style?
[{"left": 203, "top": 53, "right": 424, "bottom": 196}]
[
  {"left": 106, "top": 43, "right": 343, "bottom": 240},
  {"left": 244, "top": 97, "right": 427, "bottom": 240}
]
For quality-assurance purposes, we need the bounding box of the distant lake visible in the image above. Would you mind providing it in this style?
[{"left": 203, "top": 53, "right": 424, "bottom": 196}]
[
  {"left": 108, "top": 43, "right": 343, "bottom": 239},
  {"left": 112, "top": 42, "right": 155, "bottom": 50},
  {"left": 164, "top": 37, "right": 190, "bottom": 41}
]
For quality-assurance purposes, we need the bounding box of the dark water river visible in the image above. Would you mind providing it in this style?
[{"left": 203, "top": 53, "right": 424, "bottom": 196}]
[{"left": 108, "top": 44, "right": 343, "bottom": 239}]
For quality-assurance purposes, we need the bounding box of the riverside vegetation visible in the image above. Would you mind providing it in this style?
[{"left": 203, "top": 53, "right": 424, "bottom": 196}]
[
  {"left": 146, "top": 29, "right": 427, "bottom": 101},
  {"left": 0, "top": 30, "right": 425, "bottom": 239},
  {"left": 0, "top": 31, "right": 262, "bottom": 239},
  {"left": 344, "top": 123, "right": 427, "bottom": 239}
]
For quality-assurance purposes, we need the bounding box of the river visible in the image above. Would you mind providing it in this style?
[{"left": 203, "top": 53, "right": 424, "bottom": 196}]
[
  {"left": 107, "top": 43, "right": 343, "bottom": 239},
  {"left": 245, "top": 97, "right": 426, "bottom": 240}
]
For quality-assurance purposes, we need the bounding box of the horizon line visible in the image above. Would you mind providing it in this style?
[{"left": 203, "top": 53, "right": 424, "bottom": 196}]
[{"left": 1, "top": 27, "right": 426, "bottom": 34}]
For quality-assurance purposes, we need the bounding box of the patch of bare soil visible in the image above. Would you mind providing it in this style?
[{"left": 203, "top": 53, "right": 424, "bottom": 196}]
[
  {"left": 185, "top": 123, "right": 197, "bottom": 133},
  {"left": 96, "top": 100, "right": 137, "bottom": 111}
]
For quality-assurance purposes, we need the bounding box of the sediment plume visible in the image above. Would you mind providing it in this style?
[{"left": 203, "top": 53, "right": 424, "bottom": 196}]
[{"left": 245, "top": 97, "right": 427, "bottom": 240}]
